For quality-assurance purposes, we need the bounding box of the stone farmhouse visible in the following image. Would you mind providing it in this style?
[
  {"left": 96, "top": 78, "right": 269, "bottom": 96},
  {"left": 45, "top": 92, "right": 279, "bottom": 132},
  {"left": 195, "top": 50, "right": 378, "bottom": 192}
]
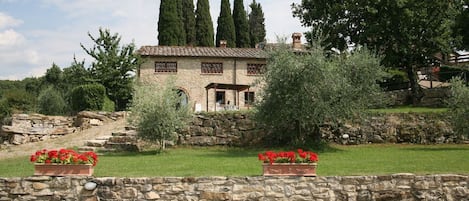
[{"left": 137, "top": 33, "right": 304, "bottom": 112}]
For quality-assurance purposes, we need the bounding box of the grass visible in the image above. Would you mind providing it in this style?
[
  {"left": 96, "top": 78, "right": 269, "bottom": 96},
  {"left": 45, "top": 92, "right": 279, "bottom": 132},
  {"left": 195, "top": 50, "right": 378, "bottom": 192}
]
[
  {"left": 0, "top": 144, "right": 468, "bottom": 177},
  {"left": 370, "top": 106, "right": 448, "bottom": 113}
]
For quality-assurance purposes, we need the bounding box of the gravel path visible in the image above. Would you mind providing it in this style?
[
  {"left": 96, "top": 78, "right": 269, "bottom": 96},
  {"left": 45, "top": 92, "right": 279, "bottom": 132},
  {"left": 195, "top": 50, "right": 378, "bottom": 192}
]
[{"left": 0, "top": 118, "right": 127, "bottom": 160}]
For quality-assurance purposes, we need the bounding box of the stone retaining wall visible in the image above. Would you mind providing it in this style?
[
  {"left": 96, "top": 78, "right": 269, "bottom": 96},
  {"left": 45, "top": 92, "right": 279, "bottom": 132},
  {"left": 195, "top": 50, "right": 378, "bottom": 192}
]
[
  {"left": 1, "top": 174, "right": 467, "bottom": 200},
  {"left": 178, "top": 112, "right": 464, "bottom": 146},
  {"left": 0, "top": 111, "right": 125, "bottom": 146}
]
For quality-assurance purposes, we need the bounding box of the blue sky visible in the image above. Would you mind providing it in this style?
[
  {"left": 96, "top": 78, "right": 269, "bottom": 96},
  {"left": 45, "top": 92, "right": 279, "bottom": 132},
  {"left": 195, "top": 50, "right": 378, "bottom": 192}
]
[{"left": 0, "top": 0, "right": 308, "bottom": 80}]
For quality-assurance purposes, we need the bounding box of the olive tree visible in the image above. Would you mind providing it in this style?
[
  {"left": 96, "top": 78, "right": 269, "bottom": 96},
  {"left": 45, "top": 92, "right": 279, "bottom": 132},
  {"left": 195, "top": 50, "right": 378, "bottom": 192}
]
[
  {"left": 447, "top": 78, "right": 469, "bottom": 138},
  {"left": 255, "top": 45, "right": 386, "bottom": 146},
  {"left": 128, "top": 79, "right": 191, "bottom": 151}
]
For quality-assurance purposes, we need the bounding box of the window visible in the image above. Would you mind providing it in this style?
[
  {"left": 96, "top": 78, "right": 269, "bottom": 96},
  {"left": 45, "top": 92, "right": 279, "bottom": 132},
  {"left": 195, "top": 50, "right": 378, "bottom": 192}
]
[
  {"left": 247, "top": 64, "right": 266, "bottom": 75},
  {"left": 216, "top": 91, "right": 225, "bottom": 105},
  {"left": 155, "top": 62, "right": 177, "bottom": 73},
  {"left": 245, "top": 92, "right": 255, "bottom": 105},
  {"left": 201, "top": 62, "right": 223, "bottom": 74}
]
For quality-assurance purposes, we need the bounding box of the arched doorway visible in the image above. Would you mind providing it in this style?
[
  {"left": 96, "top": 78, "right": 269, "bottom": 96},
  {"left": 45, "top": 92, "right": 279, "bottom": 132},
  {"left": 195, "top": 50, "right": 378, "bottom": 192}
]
[{"left": 176, "top": 88, "right": 189, "bottom": 107}]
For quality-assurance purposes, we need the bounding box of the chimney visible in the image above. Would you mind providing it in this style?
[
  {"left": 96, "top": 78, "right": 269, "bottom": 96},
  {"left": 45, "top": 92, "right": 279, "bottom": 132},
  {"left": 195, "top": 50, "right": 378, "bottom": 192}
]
[
  {"left": 219, "top": 40, "right": 227, "bottom": 48},
  {"left": 292, "top": 33, "right": 302, "bottom": 49}
]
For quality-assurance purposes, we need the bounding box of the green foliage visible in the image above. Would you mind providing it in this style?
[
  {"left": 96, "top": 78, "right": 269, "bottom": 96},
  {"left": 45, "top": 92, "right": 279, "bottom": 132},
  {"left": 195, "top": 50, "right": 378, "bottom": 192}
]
[
  {"left": 292, "top": 0, "right": 461, "bottom": 104},
  {"left": 182, "top": 0, "right": 197, "bottom": 46},
  {"left": 379, "top": 69, "right": 409, "bottom": 91},
  {"left": 70, "top": 84, "right": 106, "bottom": 112},
  {"left": 129, "top": 80, "right": 191, "bottom": 151},
  {"left": 102, "top": 96, "right": 115, "bottom": 112},
  {"left": 44, "top": 63, "right": 63, "bottom": 86},
  {"left": 0, "top": 80, "right": 23, "bottom": 99},
  {"left": 215, "top": 0, "right": 236, "bottom": 47},
  {"left": 248, "top": 0, "right": 266, "bottom": 47},
  {"left": 233, "top": 0, "right": 250, "bottom": 48},
  {"left": 438, "top": 66, "right": 468, "bottom": 82},
  {"left": 256, "top": 46, "right": 386, "bottom": 145},
  {"left": 81, "top": 28, "right": 141, "bottom": 111},
  {"left": 62, "top": 58, "right": 92, "bottom": 92},
  {"left": 158, "top": 0, "right": 186, "bottom": 46},
  {"left": 447, "top": 78, "right": 469, "bottom": 137},
  {"left": 195, "top": 0, "right": 214, "bottom": 46},
  {"left": 453, "top": 1, "right": 469, "bottom": 50},
  {"left": 21, "top": 77, "right": 44, "bottom": 96},
  {"left": 2, "top": 89, "right": 36, "bottom": 114},
  {"left": 37, "top": 86, "right": 67, "bottom": 115}
]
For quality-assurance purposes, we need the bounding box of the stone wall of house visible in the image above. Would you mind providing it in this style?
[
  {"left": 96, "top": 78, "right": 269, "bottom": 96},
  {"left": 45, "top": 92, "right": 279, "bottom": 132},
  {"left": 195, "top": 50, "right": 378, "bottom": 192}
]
[
  {"left": 0, "top": 111, "right": 125, "bottom": 146},
  {"left": 1, "top": 174, "right": 467, "bottom": 200},
  {"left": 177, "top": 112, "right": 464, "bottom": 146},
  {"left": 139, "top": 56, "right": 264, "bottom": 112}
]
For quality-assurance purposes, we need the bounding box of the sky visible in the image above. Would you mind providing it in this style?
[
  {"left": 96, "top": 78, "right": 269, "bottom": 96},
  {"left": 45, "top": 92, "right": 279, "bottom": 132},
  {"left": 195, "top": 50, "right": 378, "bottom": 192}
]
[{"left": 0, "top": 0, "right": 309, "bottom": 80}]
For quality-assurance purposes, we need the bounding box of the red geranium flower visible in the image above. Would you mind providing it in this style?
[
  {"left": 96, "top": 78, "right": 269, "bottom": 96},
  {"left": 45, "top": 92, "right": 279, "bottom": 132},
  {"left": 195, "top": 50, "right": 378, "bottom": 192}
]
[
  {"left": 30, "top": 149, "right": 98, "bottom": 166},
  {"left": 258, "top": 149, "right": 319, "bottom": 164}
]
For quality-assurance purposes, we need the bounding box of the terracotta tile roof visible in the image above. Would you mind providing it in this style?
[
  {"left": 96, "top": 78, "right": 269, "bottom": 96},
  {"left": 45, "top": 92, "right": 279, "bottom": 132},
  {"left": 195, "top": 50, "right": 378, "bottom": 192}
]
[{"left": 137, "top": 46, "right": 268, "bottom": 59}]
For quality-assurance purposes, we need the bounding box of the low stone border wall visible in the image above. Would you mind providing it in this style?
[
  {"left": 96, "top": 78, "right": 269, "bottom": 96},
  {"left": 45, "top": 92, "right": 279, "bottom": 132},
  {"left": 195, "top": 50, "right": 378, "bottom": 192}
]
[
  {"left": 178, "top": 112, "right": 464, "bottom": 146},
  {"left": 1, "top": 174, "right": 467, "bottom": 200}
]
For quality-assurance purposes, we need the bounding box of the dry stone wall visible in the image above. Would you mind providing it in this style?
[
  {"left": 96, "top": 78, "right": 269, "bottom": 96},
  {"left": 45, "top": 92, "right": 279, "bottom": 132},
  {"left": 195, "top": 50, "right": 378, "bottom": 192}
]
[
  {"left": 1, "top": 174, "right": 467, "bottom": 200},
  {"left": 178, "top": 112, "right": 463, "bottom": 146},
  {"left": 0, "top": 112, "right": 125, "bottom": 146}
]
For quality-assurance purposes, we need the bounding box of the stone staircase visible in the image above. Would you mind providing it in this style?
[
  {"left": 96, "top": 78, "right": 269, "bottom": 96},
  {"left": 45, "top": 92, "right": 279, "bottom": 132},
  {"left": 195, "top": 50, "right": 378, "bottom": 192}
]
[{"left": 78, "top": 126, "right": 139, "bottom": 154}]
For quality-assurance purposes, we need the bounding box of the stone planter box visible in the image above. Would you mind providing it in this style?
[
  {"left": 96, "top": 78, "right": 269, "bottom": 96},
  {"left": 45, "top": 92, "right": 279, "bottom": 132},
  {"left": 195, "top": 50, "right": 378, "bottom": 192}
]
[
  {"left": 34, "top": 164, "right": 94, "bottom": 176},
  {"left": 262, "top": 163, "right": 317, "bottom": 176}
]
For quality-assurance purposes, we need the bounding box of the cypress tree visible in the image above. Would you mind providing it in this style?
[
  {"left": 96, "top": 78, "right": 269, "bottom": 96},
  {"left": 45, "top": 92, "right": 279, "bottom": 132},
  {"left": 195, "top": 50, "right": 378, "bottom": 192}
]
[
  {"left": 233, "top": 0, "right": 250, "bottom": 48},
  {"left": 176, "top": 0, "right": 186, "bottom": 46},
  {"left": 216, "top": 0, "right": 236, "bottom": 47},
  {"left": 195, "top": 0, "right": 214, "bottom": 47},
  {"left": 248, "top": 0, "right": 266, "bottom": 47},
  {"left": 158, "top": 0, "right": 185, "bottom": 45},
  {"left": 182, "top": 0, "right": 196, "bottom": 46}
]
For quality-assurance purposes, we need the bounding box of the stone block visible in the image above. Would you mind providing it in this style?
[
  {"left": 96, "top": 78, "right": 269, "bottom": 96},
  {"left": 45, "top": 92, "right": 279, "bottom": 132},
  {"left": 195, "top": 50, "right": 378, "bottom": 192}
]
[{"left": 145, "top": 191, "right": 160, "bottom": 200}]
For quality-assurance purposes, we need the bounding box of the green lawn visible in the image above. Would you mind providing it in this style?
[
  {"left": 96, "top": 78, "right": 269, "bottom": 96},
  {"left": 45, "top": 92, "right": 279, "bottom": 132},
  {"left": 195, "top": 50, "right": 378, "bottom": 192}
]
[
  {"left": 0, "top": 144, "right": 468, "bottom": 177},
  {"left": 370, "top": 106, "right": 448, "bottom": 113}
]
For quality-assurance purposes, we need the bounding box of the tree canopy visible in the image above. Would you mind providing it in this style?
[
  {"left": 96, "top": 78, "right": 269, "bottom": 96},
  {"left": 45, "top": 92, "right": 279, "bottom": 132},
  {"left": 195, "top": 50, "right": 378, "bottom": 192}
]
[
  {"left": 182, "top": 0, "right": 197, "bottom": 46},
  {"left": 233, "top": 0, "right": 250, "bottom": 48},
  {"left": 195, "top": 0, "right": 214, "bottom": 46},
  {"left": 248, "top": 0, "right": 266, "bottom": 47},
  {"left": 81, "top": 28, "right": 141, "bottom": 111},
  {"left": 292, "top": 0, "right": 463, "bottom": 104},
  {"left": 158, "top": 0, "right": 185, "bottom": 45},
  {"left": 216, "top": 0, "right": 236, "bottom": 47},
  {"left": 256, "top": 45, "right": 386, "bottom": 145}
]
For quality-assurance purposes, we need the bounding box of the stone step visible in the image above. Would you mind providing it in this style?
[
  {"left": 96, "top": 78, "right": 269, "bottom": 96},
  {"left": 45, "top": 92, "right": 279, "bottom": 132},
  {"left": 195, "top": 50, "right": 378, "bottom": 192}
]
[
  {"left": 112, "top": 130, "right": 137, "bottom": 137},
  {"left": 95, "top": 135, "right": 113, "bottom": 140},
  {"left": 108, "top": 136, "right": 137, "bottom": 143},
  {"left": 77, "top": 146, "right": 97, "bottom": 152},
  {"left": 86, "top": 139, "right": 107, "bottom": 147},
  {"left": 105, "top": 142, "right": 139, "bottom": 152}
]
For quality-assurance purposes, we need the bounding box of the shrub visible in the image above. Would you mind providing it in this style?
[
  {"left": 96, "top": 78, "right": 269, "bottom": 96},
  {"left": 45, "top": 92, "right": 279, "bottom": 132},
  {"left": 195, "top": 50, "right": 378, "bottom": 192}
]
[
  {"left": 37, "top": 86, "right": 67, "bottom": 115},
  {"left": 128, "top": 79, "right": 191, "bottom": 151},
  {"left": 255, "top": 46, "right": 386, "bottom": 146},
  {"left": 447, "top": 78, "right": 469, "bottom": 137},
  {"left": 101, "top": 96, "right": 115, "bottom": 112},
  {"left": 379, "top": 68, "right": 409, "bottom": 91},
  {"left": 70, "top": 84, "right": 106, "bottom": 112}
]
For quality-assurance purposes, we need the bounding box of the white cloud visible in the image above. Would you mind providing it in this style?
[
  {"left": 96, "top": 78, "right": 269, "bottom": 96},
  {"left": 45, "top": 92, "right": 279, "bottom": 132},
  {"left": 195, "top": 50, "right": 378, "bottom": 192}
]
[
  {"left": 0, "top": 29, "right": 25, "bottom": 46},
  {"left": 0, "top": 12, "right": 23, "bottom": 29}
]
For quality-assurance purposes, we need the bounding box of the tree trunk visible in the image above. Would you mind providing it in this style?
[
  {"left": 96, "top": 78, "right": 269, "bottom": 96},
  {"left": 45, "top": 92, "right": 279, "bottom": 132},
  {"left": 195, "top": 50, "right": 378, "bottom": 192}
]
[{"left": 406, "top": 66, "right": 423, "bottom": 105}]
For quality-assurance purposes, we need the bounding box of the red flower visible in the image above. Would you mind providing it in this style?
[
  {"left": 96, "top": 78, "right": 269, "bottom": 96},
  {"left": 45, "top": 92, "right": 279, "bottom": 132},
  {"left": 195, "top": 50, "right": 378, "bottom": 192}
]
[
  {"left": 30, "top": 149, "right": 98, "bottom": 166},
  {"left": 258, "top": 149, "right": 319, "bottom": 164},
  {"left": 30, "top": 155, "right": 37, "bottom": 162}
]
